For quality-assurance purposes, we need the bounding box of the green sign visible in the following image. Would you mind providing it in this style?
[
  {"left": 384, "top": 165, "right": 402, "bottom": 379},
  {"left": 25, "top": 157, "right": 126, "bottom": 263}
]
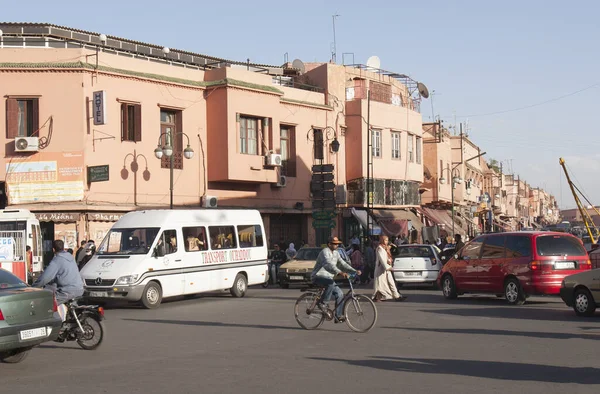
[
  {"left": 87, "top": 165, "right": 109, "bottom": 183},
  {"left": 312, "top": 210, "right": 336, "bottom": 220},
  {"left": 312, "top": 219, "right": 336, "bottom": 229}
]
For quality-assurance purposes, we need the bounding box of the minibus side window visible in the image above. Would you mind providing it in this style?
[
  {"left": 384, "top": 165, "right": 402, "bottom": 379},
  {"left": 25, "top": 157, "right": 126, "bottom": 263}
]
[
  {"left": 156, "top": 230, "right": 178, "bottom": 256},
  {"left": 237, "top": 225, "right": 264, "bottom": 248},
  {"left": 208, "top": 226, "right": 237, "bottom": 250},
  {"left": 183, "top": 226, "right": 208, "bottom": 252}
]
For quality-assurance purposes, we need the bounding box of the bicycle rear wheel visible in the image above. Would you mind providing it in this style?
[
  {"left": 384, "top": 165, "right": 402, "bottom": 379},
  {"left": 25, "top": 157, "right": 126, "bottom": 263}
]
[
  {"left": 344, "top": 294, "right": 377, "bottom": 333},
  {"left": 294, "top": 292, "right": 326, "bottom": 330}
]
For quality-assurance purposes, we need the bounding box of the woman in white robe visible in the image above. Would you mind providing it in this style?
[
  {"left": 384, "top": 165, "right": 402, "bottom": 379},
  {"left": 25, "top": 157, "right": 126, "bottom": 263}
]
[{"left": 373, "top": 235, "right": 407, "bottom": 302}]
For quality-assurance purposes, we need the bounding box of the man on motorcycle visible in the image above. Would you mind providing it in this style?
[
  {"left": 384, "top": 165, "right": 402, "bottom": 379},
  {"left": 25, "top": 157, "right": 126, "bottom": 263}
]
[{"left": 33, "top": 240, "right": 84, "bottom": 305}]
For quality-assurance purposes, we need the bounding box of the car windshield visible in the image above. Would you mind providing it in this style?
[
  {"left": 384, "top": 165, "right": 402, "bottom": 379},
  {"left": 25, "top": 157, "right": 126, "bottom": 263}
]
[
  {"left": 96, "top": 227, "right": 160, "bottom": 255},
  {"left": 536, "top": 235, "right": 587, "bottom": 256},
  {"left": 396, "top": 246, "right": 435, "bottom": 258},
  {"left": 295, "top": 248, "right": 321, "bottom": 260},
  {"left": 0, "top": 269, "right": 27, "bottom": 289}
]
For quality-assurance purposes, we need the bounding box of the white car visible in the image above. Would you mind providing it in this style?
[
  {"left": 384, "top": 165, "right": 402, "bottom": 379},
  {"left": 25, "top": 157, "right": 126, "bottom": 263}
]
[{"left": 392, "top": 244, "right": 442, "bottom": 287}]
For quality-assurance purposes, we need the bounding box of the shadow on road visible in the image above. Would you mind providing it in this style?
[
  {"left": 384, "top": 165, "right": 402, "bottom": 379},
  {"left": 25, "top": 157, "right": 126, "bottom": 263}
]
[
  {"left": 38, "top": 344, "right": 82, "bottom": 351},
  {"left": 308, "top": 356, "right": 600, "bottom": 384},
  {"left": 123, "top": 318, "right": 298, "bottom": 331},
  {"left": 419, "top": 306, "right": 583, "bottom": 322},
  {"left": 407, "top": 292, "right": 559, "bottom": 306},
  {"left": 381, "top": 326, "right": 600, "bottom": 341}
]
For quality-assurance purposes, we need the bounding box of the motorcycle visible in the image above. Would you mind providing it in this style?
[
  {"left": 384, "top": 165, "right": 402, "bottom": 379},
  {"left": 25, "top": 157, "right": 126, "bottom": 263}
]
[{"left": 55, "top": 298, "right": 106, "bottom": 350}]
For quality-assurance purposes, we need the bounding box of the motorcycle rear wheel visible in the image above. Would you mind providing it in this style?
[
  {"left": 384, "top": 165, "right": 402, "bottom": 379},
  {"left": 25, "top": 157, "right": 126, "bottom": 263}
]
[{"left": 76, "top": 315, "right": 105, "bottom": 350}]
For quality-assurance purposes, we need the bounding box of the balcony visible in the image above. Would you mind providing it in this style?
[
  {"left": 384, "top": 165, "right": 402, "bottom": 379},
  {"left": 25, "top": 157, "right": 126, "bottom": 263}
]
[{"left": 272, "top": 76, "right": 323, "bottom": 93}]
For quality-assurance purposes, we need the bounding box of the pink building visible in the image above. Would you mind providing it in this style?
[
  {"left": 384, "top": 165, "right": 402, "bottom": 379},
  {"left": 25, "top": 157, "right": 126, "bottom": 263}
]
[{"left": 0, "top": 23, "right": 429, "bottom": 253}]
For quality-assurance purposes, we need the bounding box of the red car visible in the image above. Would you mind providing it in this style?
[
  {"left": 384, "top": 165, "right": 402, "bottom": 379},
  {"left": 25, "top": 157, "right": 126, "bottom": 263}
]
[{"left": 437, "top": 231, "right": 592, "bottom": 305}]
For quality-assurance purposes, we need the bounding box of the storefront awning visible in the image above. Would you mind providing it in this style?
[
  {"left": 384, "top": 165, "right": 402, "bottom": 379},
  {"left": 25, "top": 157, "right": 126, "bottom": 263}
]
[
  {"left": 350, "top": 208, "right": 382, "bottom": 235},
  {"left": 421, "top": 208, "right": 466, "bottom": 237},
  {"left": 373, "top": 209, "right": 423, "bottom": 232}
]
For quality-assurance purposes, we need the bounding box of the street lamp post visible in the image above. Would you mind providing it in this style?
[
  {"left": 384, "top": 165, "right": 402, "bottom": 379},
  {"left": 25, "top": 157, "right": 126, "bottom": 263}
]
[
  {"left": 154, "top": 132, "right": 194, "bottom": 209},
  {"left": 440, "top": 151, "right": 486, "bottom": 238}
]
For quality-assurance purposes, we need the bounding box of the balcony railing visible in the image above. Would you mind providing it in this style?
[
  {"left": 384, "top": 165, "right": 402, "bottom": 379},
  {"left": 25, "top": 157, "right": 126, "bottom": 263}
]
[{"left": 272, "top": 76, "right": 323, "bottom": 93}]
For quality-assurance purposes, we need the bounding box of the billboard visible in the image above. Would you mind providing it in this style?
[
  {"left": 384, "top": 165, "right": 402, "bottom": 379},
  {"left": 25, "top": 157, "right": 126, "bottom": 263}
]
[{"left": 5, "top": 151, "right": 84, "bottom": 204}]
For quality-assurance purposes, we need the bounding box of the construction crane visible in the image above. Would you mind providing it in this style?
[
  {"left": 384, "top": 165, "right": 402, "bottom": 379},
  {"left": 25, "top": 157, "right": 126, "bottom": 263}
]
[{"left": 559, "top": 157, "right": 600, "bottom": 244}]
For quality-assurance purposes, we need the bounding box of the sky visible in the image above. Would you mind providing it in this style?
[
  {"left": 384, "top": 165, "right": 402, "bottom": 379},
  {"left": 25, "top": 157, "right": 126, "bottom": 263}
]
[{"left": 2, "top": 0, "right": 599, "bottom": 210}]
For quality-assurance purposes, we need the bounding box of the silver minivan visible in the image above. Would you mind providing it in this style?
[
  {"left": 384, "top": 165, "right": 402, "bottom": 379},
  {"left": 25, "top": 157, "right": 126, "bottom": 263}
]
[{"left": 392, "top": 244, "right": 442, "bottom": 287}]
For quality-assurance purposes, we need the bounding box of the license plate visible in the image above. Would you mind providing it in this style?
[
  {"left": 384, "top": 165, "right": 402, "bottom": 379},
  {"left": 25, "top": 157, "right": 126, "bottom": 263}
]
[
  {"left": 405, "top": 272, "right": 421, "bottom": 276},
  {"left": 555, "top": 262, "right": 575, "bottom": 269},
  {"left": 89, "top": 291, "right": 108, "bottom": 297},
  {"left": 20, "top": 327, "right": 47, "bottom": 341},
  {"left": 289, "top": 275, "right": 304, "bottom": 280}
]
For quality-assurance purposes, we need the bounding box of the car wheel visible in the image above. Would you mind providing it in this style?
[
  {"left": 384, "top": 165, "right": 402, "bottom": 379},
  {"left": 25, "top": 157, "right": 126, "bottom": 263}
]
[
  {"left": 0, "top": 348, "right": 30, "bottom": 363},
  {"left": 504, "top": 278, "right": 525, "bottom": 305},
  {"left": 230, "top": 274, "right": 248, "bottom": 298},
  {"left": 141, "top": 281, "right": 163, "bottom": 309},
  {"left": 573, "top": 288, "right": 596, "bottom": 317},
  {"left": 442, "top": 274, "right": 457, "bottom": 300}
]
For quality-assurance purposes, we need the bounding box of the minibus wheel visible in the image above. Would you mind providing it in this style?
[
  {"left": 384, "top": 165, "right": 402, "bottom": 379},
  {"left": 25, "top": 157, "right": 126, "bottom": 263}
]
[
  {"left": 230, "top": 274, "right": 247, "bottom": 298},
  {"left": 141, "top": 281, "right": 163, "bottom": 309}
]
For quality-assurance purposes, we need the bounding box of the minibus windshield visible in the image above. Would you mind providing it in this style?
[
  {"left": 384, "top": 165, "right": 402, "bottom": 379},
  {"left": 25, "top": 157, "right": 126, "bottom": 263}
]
[{"left": 97, "top": 227, "right": 160, "bottom": 255}]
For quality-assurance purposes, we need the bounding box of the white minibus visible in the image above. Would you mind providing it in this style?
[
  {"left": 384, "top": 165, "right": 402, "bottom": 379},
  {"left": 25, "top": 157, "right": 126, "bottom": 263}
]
[{"left": 80, "top": 209, "right": 268, "bottom": 308}]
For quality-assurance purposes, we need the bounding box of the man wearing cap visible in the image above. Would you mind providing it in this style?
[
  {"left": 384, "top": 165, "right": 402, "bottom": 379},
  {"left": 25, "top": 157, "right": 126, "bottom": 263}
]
[{"left": 311, "top": 236, "right": 360, "bottom": 323}]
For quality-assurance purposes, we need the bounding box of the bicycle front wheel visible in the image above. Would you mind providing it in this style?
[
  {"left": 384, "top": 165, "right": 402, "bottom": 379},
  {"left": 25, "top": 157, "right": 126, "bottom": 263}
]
[
  {"left": 344, "top": 294, "right": 377, "bottom": 333},
  {"left": 294, "top": 292, "right": 326, "bottom": 330}
]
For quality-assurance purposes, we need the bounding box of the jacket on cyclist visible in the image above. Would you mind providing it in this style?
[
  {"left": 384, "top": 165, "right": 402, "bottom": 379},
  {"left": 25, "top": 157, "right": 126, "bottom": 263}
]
[
  {"left": 311, "top": 247, "right": 356, "bottom": 281},
  {"left": 33, "top": 250, "right": 84, "bottom": 304}
]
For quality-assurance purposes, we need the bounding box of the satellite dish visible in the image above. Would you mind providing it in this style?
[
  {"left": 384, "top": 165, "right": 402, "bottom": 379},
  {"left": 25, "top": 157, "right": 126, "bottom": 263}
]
[
  {"left": 366, "top": 55, "right": 381, "bottom": 70},
  {"left": 291, "top": 59, "right": 306, "bottom": 74},
  {"left": 417, "top": 82, "right": 430, "bottom": 99}
]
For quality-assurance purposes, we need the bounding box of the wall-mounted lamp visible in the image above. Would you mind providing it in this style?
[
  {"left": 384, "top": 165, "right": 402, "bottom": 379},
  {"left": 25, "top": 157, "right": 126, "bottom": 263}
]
[
  {"left": 330, "top": 138, "right": 340, "bottom": 153},
  {"left": 294, "top": 202, "right": 304, "bottom": 210}
]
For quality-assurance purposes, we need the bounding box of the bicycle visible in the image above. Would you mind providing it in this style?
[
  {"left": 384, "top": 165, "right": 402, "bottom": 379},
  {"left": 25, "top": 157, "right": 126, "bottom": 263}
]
[{"left": 294, "top": 273, "right": 377, "bottom": 333}]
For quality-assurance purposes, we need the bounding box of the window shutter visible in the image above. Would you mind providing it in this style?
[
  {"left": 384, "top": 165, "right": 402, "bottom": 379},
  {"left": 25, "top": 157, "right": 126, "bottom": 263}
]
[
  {"left": 6, "top": 98, "right": 18, "bottom": 138},
  {"left": 31, "top": 98, "right": 39, "bottom": 137},
  {"left": 288, "top": 129, "right": 297, "bottom": 177},
  {"left": 134, "top": 104, "right": 142, "bottom": 142},
  {"left": 120, "top": 103, "right": 128, "bottom": 141},
  {"left": 175, "top": 111, "right": 183, "bottom": 151}
]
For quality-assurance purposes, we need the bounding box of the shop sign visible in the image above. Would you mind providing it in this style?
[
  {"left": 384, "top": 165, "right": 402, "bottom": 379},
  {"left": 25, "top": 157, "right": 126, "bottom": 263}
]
[
  {"left": 35, "top": 212, "right": 81, "bottom": 222},
  {"left": 87, "top": 212, "right": 125, "bottom": 222}
]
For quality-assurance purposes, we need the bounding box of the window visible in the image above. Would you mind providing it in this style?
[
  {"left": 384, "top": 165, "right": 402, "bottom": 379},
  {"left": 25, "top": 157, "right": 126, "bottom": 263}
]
[
  {"left": 505, "top": 235, "right": 532, "bottom": 258},
  {"left": 416, "top": 136, "right": 422, "bottom": 164},
  {"left": 391, "top": 132, "right": 400, "bottom": 159},
  {"left": 240, "top": 116, "right": 258, "bottom": 155},
  {"left": 156, "top": 229, "right": 178, "bottom": 256},
  {"left": 209, "top": 226, "right": 237, "bottom": 250},
  {"left": 280, "top": 126, "right": 297, "bottom": 177},
  {"left": 372, "top": 129, "right": 381, "bottom": 158},
  {"left": 160, "top": 109, "right": 183, "bottom": 169},
  {"left": 237, "top": 225, "right": 264, "bottom": 248},
  {"left": 481, "top": 235, "right": 506, "bottom": 259},
  {"left": 6, "top": 98, "right": 39, "bottom": 138},
  {"left": 97, "top": 227, "right": 160, "bottom": 255},
  {"left": 536, "top": 235, "right": 587, "bottom": 256},
  {"left": 313, "top": 128, "right": 324, "bottom": 160},
  {"left": 461, "top": 237, "right": 483, "bottom": 260},
  {"left": 121, "top": 103, "right": 141, "bottom": 142},
  {"left": 182, "top": 226, "right": 208, "bottom": 252},
  {"left": 407, "top": 134, "right": 414, "bottom": 162}
]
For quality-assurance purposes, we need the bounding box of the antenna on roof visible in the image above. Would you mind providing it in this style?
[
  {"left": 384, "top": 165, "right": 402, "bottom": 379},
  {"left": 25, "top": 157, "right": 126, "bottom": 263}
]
[
  {"left": 366, "top": 55, "right": 380, "bottom": 70},
  {"left": 291, "top": 59, "right": 305, "bottom": 74},
  {"left": 331, "top": 14, "right": 340, "bottom": 63}
]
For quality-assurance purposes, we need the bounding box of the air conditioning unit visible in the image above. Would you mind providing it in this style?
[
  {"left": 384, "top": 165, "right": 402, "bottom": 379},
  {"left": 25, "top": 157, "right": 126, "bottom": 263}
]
[
  {"left": 276, "top": 175, "right": 287, "bottom": 187},
  {"left": 14, "top": 137, "right": 39, "bottom": 152},
  {"left": 202, "top": 195, "right": 218, "bottom": 208},
  {"left": 265, "top": 153, "right": 282, "bottom": 167}
]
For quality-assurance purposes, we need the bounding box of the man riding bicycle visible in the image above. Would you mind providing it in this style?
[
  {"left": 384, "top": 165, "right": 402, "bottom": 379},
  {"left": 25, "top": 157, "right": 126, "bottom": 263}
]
[{"left": 311, "top": 236, "right": 361, "bottom": 323}]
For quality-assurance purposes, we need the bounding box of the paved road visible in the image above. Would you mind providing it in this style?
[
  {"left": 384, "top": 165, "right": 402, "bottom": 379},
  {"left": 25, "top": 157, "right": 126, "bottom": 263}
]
[{"left": 3, "top": 285, "right": 599, "bottom": 393}]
